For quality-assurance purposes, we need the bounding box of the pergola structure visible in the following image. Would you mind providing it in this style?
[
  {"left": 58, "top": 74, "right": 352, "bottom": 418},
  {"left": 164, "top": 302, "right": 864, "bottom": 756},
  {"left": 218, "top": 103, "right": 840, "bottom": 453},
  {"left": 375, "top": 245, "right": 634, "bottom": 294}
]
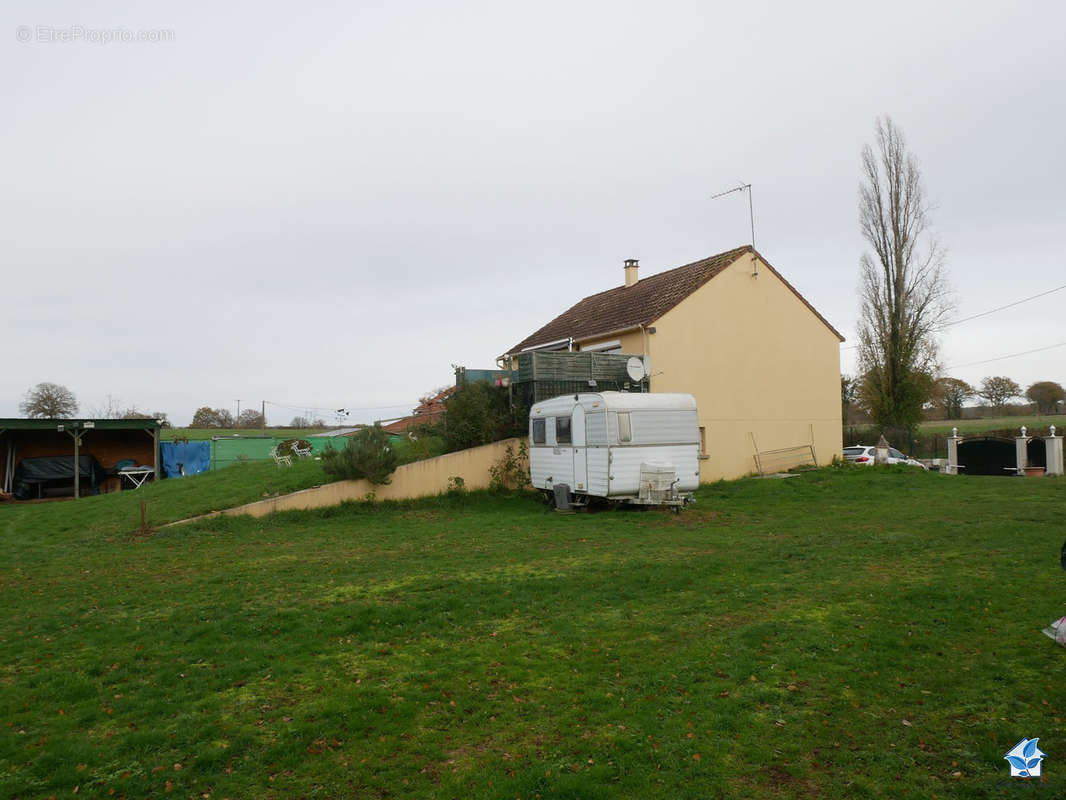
[{"left": 0, "top": 418, "right": 162, "bottom": 500}]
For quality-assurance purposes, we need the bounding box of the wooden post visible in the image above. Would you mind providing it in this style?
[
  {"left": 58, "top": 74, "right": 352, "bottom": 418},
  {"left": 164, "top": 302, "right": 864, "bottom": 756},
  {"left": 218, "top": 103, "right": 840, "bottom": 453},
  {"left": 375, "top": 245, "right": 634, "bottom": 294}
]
[{"left": 153, "top": 426, "right": 160, "bottom": 481}]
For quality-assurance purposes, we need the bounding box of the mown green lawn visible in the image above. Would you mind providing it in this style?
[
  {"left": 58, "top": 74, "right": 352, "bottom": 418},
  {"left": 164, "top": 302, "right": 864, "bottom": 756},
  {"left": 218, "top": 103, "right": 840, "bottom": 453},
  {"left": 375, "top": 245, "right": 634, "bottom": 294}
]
[{"left": 2, "top": 468, "right": 1065, "bottom": 798}]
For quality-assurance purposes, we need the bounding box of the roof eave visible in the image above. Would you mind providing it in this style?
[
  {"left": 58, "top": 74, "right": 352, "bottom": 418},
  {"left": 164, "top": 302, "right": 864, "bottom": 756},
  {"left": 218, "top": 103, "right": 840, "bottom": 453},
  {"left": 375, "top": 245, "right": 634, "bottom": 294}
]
[{"left": 501, "top": 324, "right": 647, "bottom": 360}]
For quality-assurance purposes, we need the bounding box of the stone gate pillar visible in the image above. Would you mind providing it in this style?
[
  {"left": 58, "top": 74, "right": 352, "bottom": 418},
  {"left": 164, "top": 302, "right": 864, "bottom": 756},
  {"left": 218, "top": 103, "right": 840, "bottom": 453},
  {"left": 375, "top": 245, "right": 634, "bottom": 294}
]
[
  {"left": 1046, "top": 426, "right": 1064, "bottom": 477},
  {"left": 1015, "top": 426, "right": 1029, "bottom": 475},
  {"left": 874, "top": 434, "right": 890, "bottom": 465},
  {"left": 946, "top": 428, "right": 961, "bottom": 475}
]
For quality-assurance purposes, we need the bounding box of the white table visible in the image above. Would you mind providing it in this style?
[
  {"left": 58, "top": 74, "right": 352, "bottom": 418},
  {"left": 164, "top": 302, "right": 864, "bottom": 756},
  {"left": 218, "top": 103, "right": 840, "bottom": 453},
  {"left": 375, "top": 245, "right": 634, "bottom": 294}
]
[{"left": 118, "top": 467, "right": 155, "bottom": 489}]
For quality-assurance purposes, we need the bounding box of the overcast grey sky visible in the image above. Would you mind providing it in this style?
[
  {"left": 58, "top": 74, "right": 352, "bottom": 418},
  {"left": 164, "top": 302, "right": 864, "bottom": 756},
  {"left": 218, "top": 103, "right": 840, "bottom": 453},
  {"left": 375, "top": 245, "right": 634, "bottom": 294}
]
[{"left": 3, "top": 1, "right": 1064, "bottom": 425}]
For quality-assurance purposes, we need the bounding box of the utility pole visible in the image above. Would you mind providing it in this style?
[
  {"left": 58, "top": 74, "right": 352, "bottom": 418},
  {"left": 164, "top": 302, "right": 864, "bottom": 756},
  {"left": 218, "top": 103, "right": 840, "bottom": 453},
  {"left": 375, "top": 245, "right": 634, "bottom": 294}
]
[
  {"left": 235, "top": 399, "right": 240, "bottom": 427},
  {"left": 261, "top": 400, "right": 266, "bottom": 430}
]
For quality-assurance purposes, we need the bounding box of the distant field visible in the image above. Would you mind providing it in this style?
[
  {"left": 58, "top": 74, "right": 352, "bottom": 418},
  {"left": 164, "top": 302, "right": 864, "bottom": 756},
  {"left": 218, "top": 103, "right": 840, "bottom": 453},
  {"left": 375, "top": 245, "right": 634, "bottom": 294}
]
[
  {"left": 919, "top": 415, "right": 1064, "bottom": 435},
  {"left": 163, "top": 428, "right": 327, "bottom": 441},
  {"left": 3, "top": 467, "right": 1065, "bottom": 797}
]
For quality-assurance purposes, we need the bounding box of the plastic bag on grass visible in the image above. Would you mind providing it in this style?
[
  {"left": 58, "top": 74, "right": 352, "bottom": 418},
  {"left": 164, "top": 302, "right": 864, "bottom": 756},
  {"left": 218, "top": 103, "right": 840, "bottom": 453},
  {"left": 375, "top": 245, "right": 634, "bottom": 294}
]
[{"left": 1042, "top": 616, "right": 1066, "bottom": 646}]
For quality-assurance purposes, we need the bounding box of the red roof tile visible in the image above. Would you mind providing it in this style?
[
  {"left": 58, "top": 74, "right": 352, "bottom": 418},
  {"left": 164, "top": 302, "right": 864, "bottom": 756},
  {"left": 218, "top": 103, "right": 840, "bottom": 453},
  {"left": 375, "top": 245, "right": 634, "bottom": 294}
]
[{"left": 503, "top": 246, "right": 842, "bottom": 355}]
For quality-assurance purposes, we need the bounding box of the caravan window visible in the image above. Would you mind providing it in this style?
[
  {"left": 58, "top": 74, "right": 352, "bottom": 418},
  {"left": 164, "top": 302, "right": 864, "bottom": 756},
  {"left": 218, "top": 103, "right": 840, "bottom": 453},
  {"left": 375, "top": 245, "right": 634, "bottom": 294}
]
[
  {"left": 617, "top": 412, "right": 632, "bottom": 443},
  {"left": 556, "top": 416, "right": 572, "bottom": 444},
  {"left": 532, "top": 418, "right": 546, "bottom": 444}
]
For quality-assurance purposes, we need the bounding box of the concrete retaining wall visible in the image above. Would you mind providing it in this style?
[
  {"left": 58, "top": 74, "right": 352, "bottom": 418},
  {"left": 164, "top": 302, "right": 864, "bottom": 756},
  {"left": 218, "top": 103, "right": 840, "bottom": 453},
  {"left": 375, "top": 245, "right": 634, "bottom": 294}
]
[{"left": 208, "top": 438, "right": 523, "bottom": 520}]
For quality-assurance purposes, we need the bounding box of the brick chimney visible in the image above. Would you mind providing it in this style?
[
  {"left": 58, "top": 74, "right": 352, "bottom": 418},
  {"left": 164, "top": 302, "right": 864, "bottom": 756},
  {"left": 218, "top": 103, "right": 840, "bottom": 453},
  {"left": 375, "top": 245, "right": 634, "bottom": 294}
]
[{"left": 624, "top": 259, "right": 639, "bottom": 287}]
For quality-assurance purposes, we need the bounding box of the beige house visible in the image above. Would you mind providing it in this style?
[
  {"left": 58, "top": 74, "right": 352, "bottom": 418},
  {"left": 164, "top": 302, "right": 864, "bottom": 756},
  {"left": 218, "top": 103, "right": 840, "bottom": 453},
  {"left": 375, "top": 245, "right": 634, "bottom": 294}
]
[{"left": 499, "top": 245, "right": 844, "bottom": 481}]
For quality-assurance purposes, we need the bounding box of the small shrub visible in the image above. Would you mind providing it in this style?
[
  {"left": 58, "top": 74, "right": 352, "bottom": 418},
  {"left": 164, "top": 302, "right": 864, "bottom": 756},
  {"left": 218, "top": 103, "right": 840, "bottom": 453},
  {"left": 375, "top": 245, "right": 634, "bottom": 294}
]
[
  {"left": 321, "top": 426, "right": 397, "bottom": 484},
  {"left": 488, "top": 441, "right": 529, "bottom": 493},
  {"left": 446, "top": 476, "right": 466, "bottom": 497}
]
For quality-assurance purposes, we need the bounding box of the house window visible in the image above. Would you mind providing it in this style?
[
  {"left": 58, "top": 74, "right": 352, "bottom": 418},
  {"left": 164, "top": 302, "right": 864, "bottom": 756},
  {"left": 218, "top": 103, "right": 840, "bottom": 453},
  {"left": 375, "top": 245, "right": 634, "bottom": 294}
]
[
  {"left": 556, "top": 416, "right": 572, "bottom": 444},
  {"left": 532, "top": 418, "right": 546, "bottom": 444},
  {"left": 617, "top": 412, "right": 632, "bottom": 443},
  {"left": 582, "top": 339, "right": 622, "bottom": 354}
]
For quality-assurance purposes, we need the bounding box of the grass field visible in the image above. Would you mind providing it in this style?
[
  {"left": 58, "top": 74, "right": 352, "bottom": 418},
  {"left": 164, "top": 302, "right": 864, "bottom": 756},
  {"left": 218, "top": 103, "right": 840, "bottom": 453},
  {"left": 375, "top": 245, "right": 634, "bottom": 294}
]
[
  {"left": 919, "top": 416, "right": 1064, "bottom": 436},
  {"left": 2, "top": 467, "right": 1065, "bottom": 798}
]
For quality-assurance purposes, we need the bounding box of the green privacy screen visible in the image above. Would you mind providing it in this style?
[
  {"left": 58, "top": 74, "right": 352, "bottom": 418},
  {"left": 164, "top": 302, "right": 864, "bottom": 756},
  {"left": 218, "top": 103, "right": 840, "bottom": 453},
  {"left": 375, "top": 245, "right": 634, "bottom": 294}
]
[{"left": 209, "top": 437, "right": 341, "bottom": 469}]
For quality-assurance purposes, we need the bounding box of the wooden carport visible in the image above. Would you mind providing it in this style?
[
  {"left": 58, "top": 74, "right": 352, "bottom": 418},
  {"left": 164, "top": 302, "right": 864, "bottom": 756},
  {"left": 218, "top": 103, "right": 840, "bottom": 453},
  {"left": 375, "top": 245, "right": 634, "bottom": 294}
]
[{"left": 0, "top": 418, "right": 161, "bottom": 500}]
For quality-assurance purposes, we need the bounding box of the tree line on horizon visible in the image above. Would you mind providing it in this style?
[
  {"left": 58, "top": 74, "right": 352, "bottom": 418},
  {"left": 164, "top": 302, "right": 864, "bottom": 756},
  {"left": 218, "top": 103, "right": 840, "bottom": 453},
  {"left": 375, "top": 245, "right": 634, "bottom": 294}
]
[
  {"left": 842, "top": 374, "right": 1065, "bottom": 424},
  {"left": 12, "top": 383, "right": 338, "bottom": 430}
]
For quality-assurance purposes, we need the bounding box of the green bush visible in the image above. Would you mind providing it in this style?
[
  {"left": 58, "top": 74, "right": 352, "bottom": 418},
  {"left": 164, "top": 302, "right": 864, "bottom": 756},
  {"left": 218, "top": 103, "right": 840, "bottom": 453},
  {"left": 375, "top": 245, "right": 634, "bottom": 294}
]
[
  {"left": 321, "top": 426, "right": 397, "bottom": 484},
  {"left": 441, "top": 381, "right": 527, "bottom": 452},
  {"left": 277, "top": 438, "right": 311, "bottom": 458}
]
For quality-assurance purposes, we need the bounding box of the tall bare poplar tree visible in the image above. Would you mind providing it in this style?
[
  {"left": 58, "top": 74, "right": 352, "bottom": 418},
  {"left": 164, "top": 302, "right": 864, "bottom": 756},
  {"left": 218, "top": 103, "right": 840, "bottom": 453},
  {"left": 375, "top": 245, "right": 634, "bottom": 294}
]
[{"left": 857, "top": 116, "right": 950, "bottom": 429}]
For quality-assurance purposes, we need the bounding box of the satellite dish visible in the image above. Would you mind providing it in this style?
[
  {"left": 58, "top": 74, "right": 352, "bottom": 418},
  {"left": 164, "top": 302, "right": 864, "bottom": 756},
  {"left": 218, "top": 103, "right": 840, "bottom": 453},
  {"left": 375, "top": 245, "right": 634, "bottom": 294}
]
[{"left": 626, "top": 356, "right": 646, "bottom": 382}]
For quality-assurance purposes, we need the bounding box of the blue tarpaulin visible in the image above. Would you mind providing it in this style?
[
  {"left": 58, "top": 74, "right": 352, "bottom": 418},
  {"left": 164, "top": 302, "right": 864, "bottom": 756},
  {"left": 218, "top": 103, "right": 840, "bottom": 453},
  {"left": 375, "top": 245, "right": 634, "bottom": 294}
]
[{"left": 160, "top": 441, "right": 211, "bottom": 478}]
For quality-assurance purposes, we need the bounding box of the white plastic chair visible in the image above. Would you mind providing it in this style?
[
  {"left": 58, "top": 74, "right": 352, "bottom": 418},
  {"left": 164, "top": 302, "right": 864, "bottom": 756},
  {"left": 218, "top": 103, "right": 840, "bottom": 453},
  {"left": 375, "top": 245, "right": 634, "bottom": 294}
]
[{"left": 270, "top": 446, "right": 292, "bottom": 467}]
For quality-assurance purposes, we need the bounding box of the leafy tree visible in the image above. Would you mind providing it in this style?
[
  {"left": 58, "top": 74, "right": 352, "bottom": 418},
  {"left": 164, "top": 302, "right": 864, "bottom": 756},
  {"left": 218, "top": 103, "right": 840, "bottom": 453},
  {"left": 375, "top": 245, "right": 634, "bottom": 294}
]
[
  {"left": 1026, "top": 381, "right": 1066, "bottom": 415},
  {"left": 978, "top": 376, "right": 1021, "bottom": 411},
  {"left": 190, "top": 407, "right": 234, "bottom": 428},
  {"left": 19, "top": 382, "right": 78, "bottom": 418},
  {"left": 841, "top": 375, "right": 857, "bottom": 422},
  {"left": 856, "top": 116, "right": 950, "bottom": 430},
  {"left": 236, "top": 409, "right": 265, "bottom": 429},
  {"left": 931, "top": 377, "right": 974, "bottom": 420},
  {"left": 441, "top": 381, "right": 526, "bottom": 452},
  {"left": 321, "top": 425, "right": 397, "bottom": 484}
]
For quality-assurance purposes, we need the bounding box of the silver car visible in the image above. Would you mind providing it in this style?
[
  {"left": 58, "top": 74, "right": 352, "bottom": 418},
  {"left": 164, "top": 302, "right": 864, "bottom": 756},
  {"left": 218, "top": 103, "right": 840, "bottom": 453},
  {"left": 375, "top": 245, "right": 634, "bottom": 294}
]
[{"left": 843, "top": 445, "right": 927, "bottom": 469}]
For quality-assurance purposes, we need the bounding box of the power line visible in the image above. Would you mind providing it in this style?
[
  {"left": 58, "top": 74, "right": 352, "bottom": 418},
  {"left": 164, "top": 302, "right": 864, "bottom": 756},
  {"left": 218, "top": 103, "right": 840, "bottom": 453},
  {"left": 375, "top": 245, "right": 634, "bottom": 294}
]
[
  {"left": 936, "top": 283, "right": 1066, "bottom": 330},
  {"left": 841, "top": 282, "right": 1066, "bottom": 351},
  {"left": 945, "top": 340, "right": 1066, "bottom": 370}
]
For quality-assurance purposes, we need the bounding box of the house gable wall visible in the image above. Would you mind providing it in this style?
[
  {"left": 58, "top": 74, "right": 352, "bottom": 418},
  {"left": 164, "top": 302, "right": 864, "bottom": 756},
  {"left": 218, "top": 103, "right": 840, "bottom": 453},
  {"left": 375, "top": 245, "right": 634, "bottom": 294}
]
[{"left": 646, "top": 255, "right": 842, "bottom": 480}]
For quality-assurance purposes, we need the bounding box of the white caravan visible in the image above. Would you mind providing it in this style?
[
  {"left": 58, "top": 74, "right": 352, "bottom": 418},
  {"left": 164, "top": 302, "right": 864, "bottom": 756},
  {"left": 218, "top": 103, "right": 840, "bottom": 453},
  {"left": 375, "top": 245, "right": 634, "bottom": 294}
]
[{"left": 529, "top": 392, "right": 700, "bottom": 509}]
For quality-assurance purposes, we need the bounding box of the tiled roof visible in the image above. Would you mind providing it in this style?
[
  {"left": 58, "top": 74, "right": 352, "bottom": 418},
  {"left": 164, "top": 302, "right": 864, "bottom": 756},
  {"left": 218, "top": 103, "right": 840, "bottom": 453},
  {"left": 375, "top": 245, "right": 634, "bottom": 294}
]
[
  {"left": 379, "top": 387, "right": 454, "bottom": 435},
  {"left": 381, "top": 410, "right": 443, "bottom": 435},
  {"left": 504, "top": 246, "right": 842, "bottom": 355}
]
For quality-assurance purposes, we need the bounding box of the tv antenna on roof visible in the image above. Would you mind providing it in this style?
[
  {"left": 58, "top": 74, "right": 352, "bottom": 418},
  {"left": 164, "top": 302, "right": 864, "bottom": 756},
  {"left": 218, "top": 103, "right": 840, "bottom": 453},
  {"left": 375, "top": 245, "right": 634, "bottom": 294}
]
[{"left": 710, "top": 182, "right": 757, "bottom": 277}]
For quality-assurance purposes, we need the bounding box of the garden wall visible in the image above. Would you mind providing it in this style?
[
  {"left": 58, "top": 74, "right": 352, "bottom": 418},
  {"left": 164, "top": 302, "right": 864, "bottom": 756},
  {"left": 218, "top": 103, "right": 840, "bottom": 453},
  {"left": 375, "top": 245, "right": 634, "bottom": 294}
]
[{"left": 211, "top": 437, "right": 523, "bottom": 519}]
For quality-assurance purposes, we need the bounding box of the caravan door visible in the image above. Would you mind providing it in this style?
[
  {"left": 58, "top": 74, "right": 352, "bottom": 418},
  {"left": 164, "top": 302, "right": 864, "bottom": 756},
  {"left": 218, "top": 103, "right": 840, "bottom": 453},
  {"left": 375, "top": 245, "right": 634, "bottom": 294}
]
[{"left": 572, "top": 404, "right": 587, "bottom": 492}]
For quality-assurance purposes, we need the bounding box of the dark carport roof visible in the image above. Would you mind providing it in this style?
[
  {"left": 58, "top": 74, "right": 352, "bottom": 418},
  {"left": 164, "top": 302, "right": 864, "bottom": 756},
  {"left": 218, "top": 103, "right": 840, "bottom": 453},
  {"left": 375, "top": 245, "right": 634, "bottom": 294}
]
[{"left": 0, "top": 418, "right": 163, "bottom": 430}]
